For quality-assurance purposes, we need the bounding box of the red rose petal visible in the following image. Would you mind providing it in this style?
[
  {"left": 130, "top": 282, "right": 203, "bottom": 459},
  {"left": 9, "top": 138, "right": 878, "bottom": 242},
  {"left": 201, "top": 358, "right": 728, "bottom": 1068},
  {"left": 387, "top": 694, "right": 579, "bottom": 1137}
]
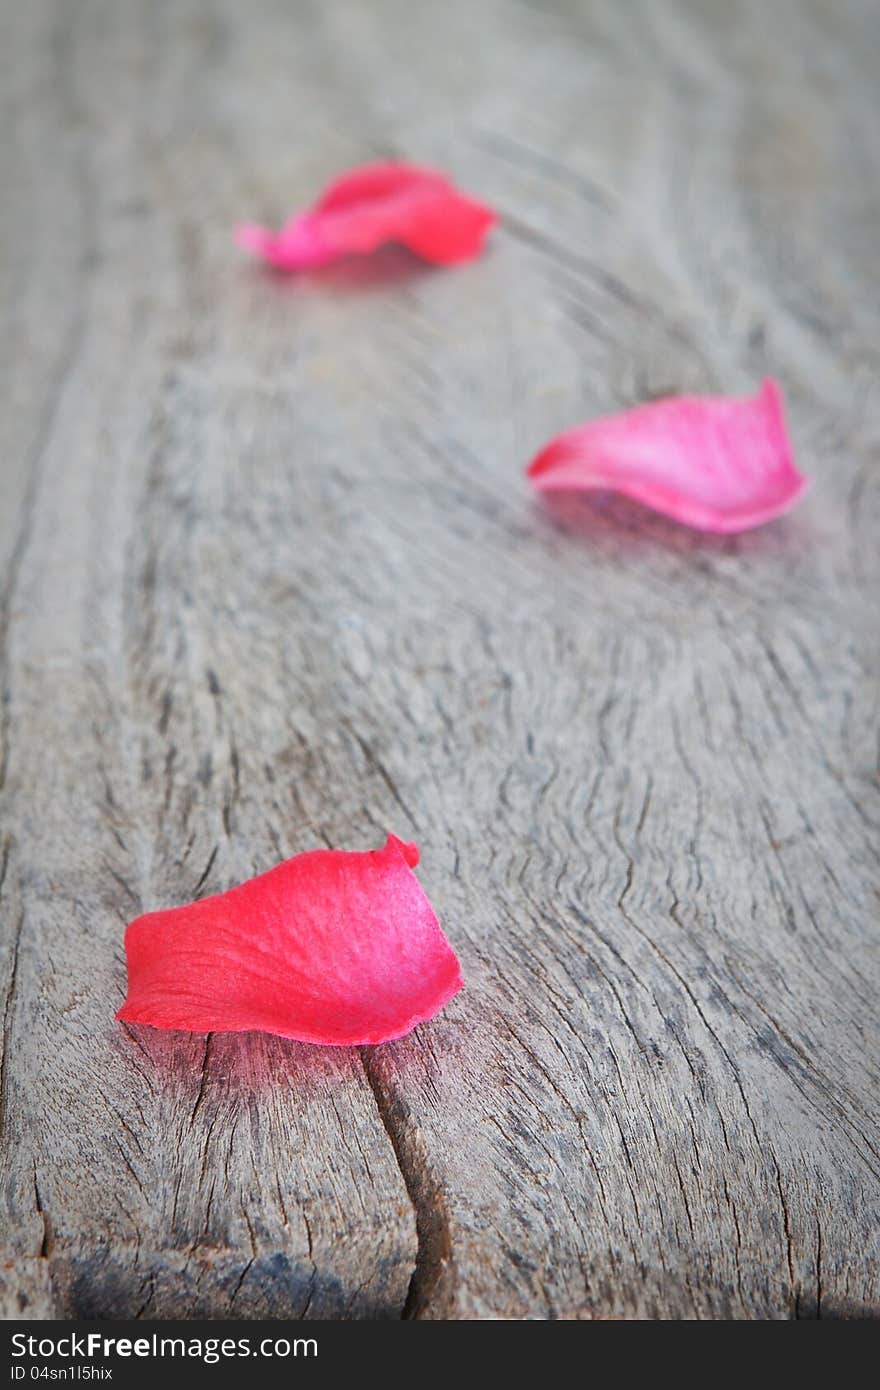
[
  {"left": 235, "top": 161, "right": 496, "bottom": 270},
  {"left": 527, "top": 379, "right": 809, "bottom": 533},
  {"left": 117, "top": 836, "right": 462, "bottom": 1046}
]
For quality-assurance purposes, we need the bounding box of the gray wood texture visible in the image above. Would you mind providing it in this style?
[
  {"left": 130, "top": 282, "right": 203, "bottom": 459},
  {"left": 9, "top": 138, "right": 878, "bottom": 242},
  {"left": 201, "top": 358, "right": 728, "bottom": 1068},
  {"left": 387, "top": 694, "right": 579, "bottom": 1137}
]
[{"left": 1, "top": 0, "right": 878, "bottom": 1320}]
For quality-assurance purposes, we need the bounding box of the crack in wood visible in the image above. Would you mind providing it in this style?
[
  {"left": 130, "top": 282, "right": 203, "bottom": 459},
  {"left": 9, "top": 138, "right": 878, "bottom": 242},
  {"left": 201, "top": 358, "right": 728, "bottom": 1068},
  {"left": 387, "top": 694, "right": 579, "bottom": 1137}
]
[{"left": 360, "top": 1048, "right": 451, "bottom": 1319}]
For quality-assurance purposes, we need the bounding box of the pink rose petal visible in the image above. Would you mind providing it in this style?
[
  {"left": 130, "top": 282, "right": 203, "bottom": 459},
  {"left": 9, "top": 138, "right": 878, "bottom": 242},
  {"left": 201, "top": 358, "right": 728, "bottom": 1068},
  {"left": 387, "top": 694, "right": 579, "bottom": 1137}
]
[
  {"left": 117, "top": 836, "right": 462, "bottom": 1047},
  {"left": 235, "top": 162, "right": 496, "bottom": 270},
  {"left": 527, "top": 379, "right": 809, "bottom": 533}
]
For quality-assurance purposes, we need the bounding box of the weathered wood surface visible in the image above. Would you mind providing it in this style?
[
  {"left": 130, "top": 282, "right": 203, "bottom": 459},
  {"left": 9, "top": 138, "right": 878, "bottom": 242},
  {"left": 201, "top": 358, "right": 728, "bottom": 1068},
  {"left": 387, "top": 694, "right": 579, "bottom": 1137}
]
[{"left": 1, "top": 0, "right": 878, "bottom": 1320}]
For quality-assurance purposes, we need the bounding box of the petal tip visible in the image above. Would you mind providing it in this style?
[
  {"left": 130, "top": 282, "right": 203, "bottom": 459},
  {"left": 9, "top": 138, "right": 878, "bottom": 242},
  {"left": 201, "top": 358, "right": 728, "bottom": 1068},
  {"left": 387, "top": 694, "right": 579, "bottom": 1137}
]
[
  {"left": 384, "top": 834, "right": 420, "bottom": 868},
  {"left": 233, "top": 222, "right": 268, "bottom": 255}
]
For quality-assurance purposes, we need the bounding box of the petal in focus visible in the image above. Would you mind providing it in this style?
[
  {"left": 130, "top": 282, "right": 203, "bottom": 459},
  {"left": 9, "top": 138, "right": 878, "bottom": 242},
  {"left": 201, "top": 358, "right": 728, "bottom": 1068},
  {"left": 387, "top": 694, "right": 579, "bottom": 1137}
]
[
  {"left": 527, "top": 379, "right": 809, "bottom": 533},
  {"left": 235, "top": 161, "right": 496, "bottom": 270},
  {"left": 117, "top": 836, "right": 462, "bottom": 1046}
]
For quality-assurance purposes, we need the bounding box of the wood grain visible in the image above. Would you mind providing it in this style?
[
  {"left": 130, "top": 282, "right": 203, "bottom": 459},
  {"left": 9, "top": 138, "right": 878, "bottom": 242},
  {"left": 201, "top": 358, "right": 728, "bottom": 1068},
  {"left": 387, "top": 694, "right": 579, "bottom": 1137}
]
[{"left": 1, "top": 0, "right": 878, "bottom": 1319}]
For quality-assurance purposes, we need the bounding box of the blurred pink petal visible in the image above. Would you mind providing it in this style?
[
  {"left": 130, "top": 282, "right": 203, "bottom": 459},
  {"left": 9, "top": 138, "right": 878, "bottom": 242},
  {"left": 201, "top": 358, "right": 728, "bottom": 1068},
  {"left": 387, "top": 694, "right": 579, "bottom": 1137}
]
[
  {"left": 527, "top": 379, "right": 809, "bottom": 533},
  {"left": 236, "top": 162, "right": 496, "bottom": 270}
]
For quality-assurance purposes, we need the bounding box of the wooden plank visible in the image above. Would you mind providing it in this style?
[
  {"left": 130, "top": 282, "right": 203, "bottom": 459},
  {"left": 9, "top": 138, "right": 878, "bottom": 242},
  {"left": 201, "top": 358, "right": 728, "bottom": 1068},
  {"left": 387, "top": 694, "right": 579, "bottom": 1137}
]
[
  {"left": 1, "top": 0, "right": 878, "bottom": 1319},
  {"left": 356, "top": 0, "right": 880, "bottom": 1317},
  {"left": 0, "top": 0, "right": 415, "bottom": 1320}
]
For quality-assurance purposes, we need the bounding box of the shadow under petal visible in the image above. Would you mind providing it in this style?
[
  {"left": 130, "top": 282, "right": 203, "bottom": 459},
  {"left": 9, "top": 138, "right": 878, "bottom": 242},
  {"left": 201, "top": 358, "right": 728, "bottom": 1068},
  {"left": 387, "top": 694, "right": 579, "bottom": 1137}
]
[
  {"left": 244, "top": 243, "right": 435, "bottom": 298},
  {"left": 116, "top": 1018, "right": 371, "bottom": 1102},
  {"left": 532, "top": 489, "right": 815, "bottom": 564}
]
